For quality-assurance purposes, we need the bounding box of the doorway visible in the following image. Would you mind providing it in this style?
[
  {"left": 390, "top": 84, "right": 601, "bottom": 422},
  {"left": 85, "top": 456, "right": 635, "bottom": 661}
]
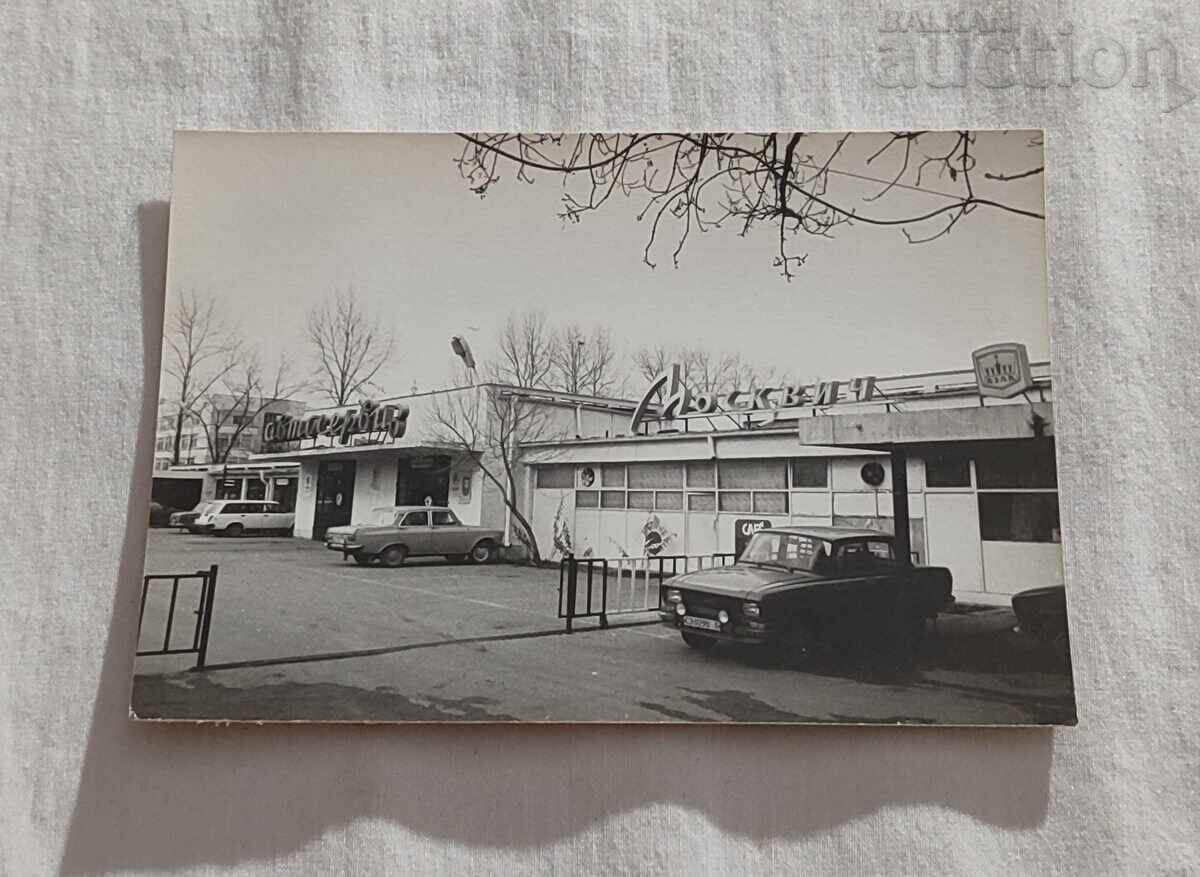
[
  {"left": 314, "top": 460, "right": 357, "bottom": 539},
  {"left": 395, "top": 455, "right": 451, "bottom": 507}
]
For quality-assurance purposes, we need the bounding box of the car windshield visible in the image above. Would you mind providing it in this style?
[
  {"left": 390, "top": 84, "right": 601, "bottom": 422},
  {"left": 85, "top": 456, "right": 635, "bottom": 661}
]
[
  {"left": 740, "top": 531, "right": 830, "bottom": 572},
  {"left": 200, "top": 502, "right": 220, "bottom": 515},
  {"left": 365, "top": 507, "right": 398, "bottom": 525}
]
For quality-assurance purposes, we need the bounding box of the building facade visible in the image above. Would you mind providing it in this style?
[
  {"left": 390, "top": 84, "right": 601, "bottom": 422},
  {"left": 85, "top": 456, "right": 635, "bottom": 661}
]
[{"left": 244, "top": 346, "right": 1061, "bottom": 605}]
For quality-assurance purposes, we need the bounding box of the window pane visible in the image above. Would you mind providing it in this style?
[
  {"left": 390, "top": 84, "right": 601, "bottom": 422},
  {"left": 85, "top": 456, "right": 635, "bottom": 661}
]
[
  {"left": 978, "top": 493, "right": 1061, "bottom": 542},
  {"left": 575, "top": 490, "right": 599, "bottom": 508},
  {"left": 688, "top": 492, "right": 716, "bottom": 511},
  {"left": 926, "top": 455, "right": 971, "bottom": 488},
  {"left": 432, "top": 510, "right": 459, "bottom": 526},
  {"left": 685, "top": 462, "right": 715, "bottom": 487},
  {"left": 600, "top": 464, "right": 626, "bottom": 487},
  {"left": 655, "top": 491, "right": 683, "bottom": 510},
  {"left": 401, "top": 512, "right": 428, "bottom": 526},
  {"left": 245, "top": 479, "right": 267, "bottom": 500},
  {"left": 536, "top": 465, "right": 574, "bottom": 489},
  {"left": 718, "top": 491, "right": 751, "bottom": 512},
  {"left": 628, "top": 490, "right": 654, "bottom": 510},
  {"left": 601, "top": 490, "right": 626, "bottom": 509},
  {"left": 719, "top": 460, "right": 787, "bottom": 489},
  {"left": 753, "top": 491, "right": 788, "bottom": 513},
  {"left": 627, "top": 462, "right": 683, "bottom": 489},
  {"left": 791, "top": 459, "right": 828, "bottom": 488},
  {"left": 976, "top": 441, "right": 1058, "bottom": 489}
]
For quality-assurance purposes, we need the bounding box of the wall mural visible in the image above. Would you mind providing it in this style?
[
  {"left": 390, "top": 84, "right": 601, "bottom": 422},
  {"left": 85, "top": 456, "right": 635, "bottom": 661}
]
[
  {"left": 641, "top": 514, "right": 677, "bottom": 556},
  {"left": 551, "top": 495, "right": 574, "bottom": 559}
]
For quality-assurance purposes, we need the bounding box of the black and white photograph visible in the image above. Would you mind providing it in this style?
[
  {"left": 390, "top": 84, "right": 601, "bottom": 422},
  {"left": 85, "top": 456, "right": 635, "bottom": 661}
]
[{"left": 134, "top": 130, "right": 1075, "bottom": 725}]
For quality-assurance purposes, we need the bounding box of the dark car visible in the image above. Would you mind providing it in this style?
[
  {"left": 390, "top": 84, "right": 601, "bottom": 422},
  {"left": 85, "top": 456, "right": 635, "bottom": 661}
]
[
  {"left": 168, "top": 505, "right": 205, "bottom": 532},
  {"left": 659, "top": 526, "right": 953, "bottom": 665},
  {"left": 1012, "top": 585, "right": 1071, "bottom": 666},
  {"left": 147, "top": 501, "right": 175, "bottom": 528}
]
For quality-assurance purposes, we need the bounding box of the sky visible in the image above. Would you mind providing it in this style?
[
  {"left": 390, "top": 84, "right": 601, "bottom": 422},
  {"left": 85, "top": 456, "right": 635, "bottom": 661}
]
[{"left": 164, "top": 131, "right": 1049, "bottom": 402}]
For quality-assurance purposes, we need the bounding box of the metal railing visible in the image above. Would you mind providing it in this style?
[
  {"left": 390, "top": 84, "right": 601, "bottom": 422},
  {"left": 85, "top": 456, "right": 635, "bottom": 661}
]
[
  {"left": 557, "top": 553, "right": 736, "bottom": 632},
  {"left": 137, "top": 564, "right": 219, "bottom": 669}
]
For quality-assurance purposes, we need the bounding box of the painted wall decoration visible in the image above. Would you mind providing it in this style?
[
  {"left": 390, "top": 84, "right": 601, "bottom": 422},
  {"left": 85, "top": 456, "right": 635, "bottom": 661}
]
[
  {"left": 641, "top": 513, "right": 677, "bottom": 556},
  {"left": 551, "top": 496, "right": 574, "bottom": 559}
]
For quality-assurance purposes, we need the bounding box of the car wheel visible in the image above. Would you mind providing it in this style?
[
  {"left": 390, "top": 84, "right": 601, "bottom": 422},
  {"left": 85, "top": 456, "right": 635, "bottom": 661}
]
[
  {"left": 681, "top": 632, "right": 718, "bottom": 652},
  {"left": 224, "top": 523, "right": 244, "bottom": 538},
  {"left": 380, "top": 545, "right": 408, "bottom": 567},
  {"left": 469, "top": 541, "right": 497, "bottom": 564},
  {"left": 352, "top": 551, "right": 372, "bottom": 566}
]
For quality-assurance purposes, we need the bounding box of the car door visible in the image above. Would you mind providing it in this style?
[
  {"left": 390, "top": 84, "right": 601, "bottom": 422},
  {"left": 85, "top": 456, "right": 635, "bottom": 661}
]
[
  {"left": 242, "top": 501, "right": 270, "bottom": 531},
  {"left": 262, "top": 502, "right": 288, "bottom": 531},
  {"left": 834, "top": 540, "right": 893, "bottom": 619},
  {"left": 430, "top": 509, "right": 470, "bottom": 555},
  {"left": 397, "top": 510, "right": 431, "bottom": 555}
]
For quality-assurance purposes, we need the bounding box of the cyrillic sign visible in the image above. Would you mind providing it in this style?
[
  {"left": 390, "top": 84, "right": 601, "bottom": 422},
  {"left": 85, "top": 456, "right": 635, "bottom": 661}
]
[
  {"left": 629, "top": 364, "right": 877, "bottom": 433},
  {"left": 264, "top": 399, "right": 409, "bottom": 446}
]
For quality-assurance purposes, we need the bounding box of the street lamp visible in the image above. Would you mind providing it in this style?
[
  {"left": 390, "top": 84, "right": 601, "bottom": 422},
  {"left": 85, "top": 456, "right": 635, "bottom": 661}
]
[{"left": 450, "top": 335, "right": 477, "bottom": 385}]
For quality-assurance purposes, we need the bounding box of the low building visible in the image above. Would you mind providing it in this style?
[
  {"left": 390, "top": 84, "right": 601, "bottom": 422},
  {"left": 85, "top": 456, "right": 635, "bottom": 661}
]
[{"left": 246, "top": 344, "right": 1061, "bottom": 605}]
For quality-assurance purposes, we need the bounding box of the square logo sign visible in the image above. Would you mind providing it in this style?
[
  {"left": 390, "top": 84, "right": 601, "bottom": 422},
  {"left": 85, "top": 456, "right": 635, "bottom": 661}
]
[{"left": 972, "top": 342, "right": 1034, "bottom": 398}]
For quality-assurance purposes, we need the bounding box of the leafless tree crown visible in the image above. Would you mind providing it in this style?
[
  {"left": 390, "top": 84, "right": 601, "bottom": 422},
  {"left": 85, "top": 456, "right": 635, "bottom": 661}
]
[
  {"left": 455, "top": 131, "right": 1045, "bottom": 280},
  {"left": 307, "top": 288, "right": 396, "bottom": 406}
]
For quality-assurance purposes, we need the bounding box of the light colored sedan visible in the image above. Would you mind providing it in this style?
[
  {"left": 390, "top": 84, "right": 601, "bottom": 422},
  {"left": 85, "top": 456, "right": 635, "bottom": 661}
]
[{"left": 324, "top": 506, "right": 504, "bottom": 566}]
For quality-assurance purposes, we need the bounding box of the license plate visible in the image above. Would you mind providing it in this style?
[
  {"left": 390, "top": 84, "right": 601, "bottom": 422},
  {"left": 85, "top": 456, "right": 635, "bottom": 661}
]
[{"left": 682, "top": 616, "right": 721, "bottom": 631}]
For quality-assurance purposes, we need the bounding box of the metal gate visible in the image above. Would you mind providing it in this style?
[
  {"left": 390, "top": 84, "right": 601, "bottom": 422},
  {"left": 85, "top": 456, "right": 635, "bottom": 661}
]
[
  {"left": 137, "top": 564, "right": 219, "bottom": 669},
  {"left": 557, "top": 554, "right": 735, "bottom": 632}
]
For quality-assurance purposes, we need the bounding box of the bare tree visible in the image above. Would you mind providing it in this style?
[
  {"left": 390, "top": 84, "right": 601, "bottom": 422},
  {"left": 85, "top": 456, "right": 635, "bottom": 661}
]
[
  {"left": 633, "top": 345, "right": 777, "bottom": 397},
  {"left": 495, "top": 309, "right": 555, "bottom": 388},
  {"left": 196, "top": 354, "right": 307, "bottom": 466},
  {"left": 161, "top": 290, "right": 239, "bottom": 465},
  {"left": 455, "top": 131, "right": 1045, "bottom": 280},
  {"left": 429, "top": 368, "right": 562, "bottom": 563},
  {"left": 307, "top": 288, "right": 395, "bottom": 405},
  {"left": 549, "top": 324, "right": 620, "bottom": 396}
]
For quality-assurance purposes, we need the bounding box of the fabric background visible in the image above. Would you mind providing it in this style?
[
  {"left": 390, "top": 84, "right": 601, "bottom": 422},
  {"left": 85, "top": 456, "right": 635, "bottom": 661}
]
[{"left": 2, "top": 1, "right": 1198, "bottom": 873}]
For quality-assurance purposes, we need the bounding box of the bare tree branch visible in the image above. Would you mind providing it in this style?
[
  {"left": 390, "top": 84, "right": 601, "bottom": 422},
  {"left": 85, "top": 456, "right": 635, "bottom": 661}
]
[{"left": 307, "top": 287, "right": 396, "bottom": 406}]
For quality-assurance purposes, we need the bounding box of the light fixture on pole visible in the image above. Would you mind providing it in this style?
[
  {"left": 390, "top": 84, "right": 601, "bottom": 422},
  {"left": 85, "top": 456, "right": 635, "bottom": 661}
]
[{"left": 450, "top": 334, "right": 478, "bottom": 386}]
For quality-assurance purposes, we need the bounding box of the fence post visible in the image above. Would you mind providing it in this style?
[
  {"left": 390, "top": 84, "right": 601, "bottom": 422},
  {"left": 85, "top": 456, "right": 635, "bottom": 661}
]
[
  {"left": 599, "top": 558, "right": 609, "bottom": 628},
  {"left": 565, "top": 554, "right": 577, "bottom": 633},
  {"left": 194, "top": 564, "right": 219, "bottom": 670}
]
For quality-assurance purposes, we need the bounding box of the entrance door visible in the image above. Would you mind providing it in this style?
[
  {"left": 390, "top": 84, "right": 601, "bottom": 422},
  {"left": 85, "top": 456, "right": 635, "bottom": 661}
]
[
  {"left": 925, "top": 492, "right": 984, "bottom": 594},
  {"left": 314, "top": 460, "right": 357, "bottom": 539}
]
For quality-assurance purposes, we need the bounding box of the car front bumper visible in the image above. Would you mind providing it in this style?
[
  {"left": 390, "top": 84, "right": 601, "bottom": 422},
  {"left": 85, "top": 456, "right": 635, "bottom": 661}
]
[
  {"left": 658, "top": 610, "right": 771, "bottom": 644},
  {"left": 325, "top": 541, "right": 363, "bottom": 556}
]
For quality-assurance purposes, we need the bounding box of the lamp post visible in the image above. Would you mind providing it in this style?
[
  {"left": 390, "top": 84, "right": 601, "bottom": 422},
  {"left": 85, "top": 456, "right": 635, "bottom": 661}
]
[{"left": 450, "top": 335, "right": 477, "bottom": 386}]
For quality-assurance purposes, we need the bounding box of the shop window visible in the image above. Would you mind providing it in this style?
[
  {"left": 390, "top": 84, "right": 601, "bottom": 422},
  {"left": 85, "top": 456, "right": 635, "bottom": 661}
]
[
  {"left": 687, "top": 492, "right": 716, "bottom": 511},
  {"left": 975, "top": 441, "right": 1058, "bottom": 489},
  {"left": 655, "top": 491, "right": 683, "bottom": 510},
  {"left": 216, "top": 479, "right": 242, "bottom": 500},
  {"left": 978, "top": 493, "right": 1061, "bottom": 542},
  {"left": 575, "top": 490, "right": 599, "bottom": 508},
  {"left": 719, "top": 460, "right": 787, "bottom": 490},
  {"left": 791, "top": 459, "right": 828, "bottom": 488},
  {"left": 718, "top": 491, "right": 751, "bottom": 512},
  {"left": 600, "top": 464, "right": 626, "bottom": 487},
  {"left": 753, "top": 492, "right": 789, "bottom": 514},
  {"left": 628, "top": 490, "right": 654, "bottom": 510},
  {"left": 600, "top": 490, "right": 626, "bottom": 509},
  {"left": 926, "top": 455, "right": 972, "bottom": 488},
  {"left": 685, "top": 462, "right": 715, "bottom": 488},
  {"left": 245, "top": 479, "right": 267, "bottom": 501},
  {"left": 536, "top": 465, "right": 574, "bottom": 489},
  {"left": 627, "top": 462, "right": 683, "bottom": 489}
]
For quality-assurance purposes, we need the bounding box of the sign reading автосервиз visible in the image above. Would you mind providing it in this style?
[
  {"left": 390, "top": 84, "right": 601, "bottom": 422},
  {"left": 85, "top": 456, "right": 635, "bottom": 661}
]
[
  {"left": 264, "top": 399, "right": 409, "bottom": 446},
  {"left": 629, "top": 364, "right": 877, "bottom": 433}
]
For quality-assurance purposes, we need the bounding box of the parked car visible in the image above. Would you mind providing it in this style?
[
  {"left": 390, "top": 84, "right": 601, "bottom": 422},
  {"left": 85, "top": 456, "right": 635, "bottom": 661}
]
[
  {"left": 192, "top": 500, "right": 295, "bottom": 536},
  {"left": 147, "top": 501, "right": 176, "bottom": 528},
  {"left": 658, "top": 526, "right": 954, "bottom": 665},
  {"left": 325, "top": 505, "right": 504, "bottom": 567},
  {"left": 169, "top": 504, "right": 206, "bottom": 532},
  {"left": 1012, "top": 585, "right": 1071, "bottom": 666}
]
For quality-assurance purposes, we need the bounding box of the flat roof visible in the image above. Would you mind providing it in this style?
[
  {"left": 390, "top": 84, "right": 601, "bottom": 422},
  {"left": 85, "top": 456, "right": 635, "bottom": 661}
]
[{"left": 764, "top": 526, "right": 894, "bottom": 541}]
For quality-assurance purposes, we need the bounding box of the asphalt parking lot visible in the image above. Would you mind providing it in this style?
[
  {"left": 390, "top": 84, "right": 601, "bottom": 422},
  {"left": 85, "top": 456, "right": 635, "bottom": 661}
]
[{"left": 132, "top": 529, "right": 1077, "bottom": 724}]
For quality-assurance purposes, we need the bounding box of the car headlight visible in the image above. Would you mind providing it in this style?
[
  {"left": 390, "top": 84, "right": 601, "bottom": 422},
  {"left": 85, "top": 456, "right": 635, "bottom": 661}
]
[
  {"left": 664, "top": 588, "right": 682, "bottom": 604},
  {"left": 717, "top": 610, "right": 730, "bottom": 624},
  {"left": 743, "top": 602, "right": 761, "bottom": 618},
  {"left": 675, "top": 602, "right": 686, "bottom": 616}
]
